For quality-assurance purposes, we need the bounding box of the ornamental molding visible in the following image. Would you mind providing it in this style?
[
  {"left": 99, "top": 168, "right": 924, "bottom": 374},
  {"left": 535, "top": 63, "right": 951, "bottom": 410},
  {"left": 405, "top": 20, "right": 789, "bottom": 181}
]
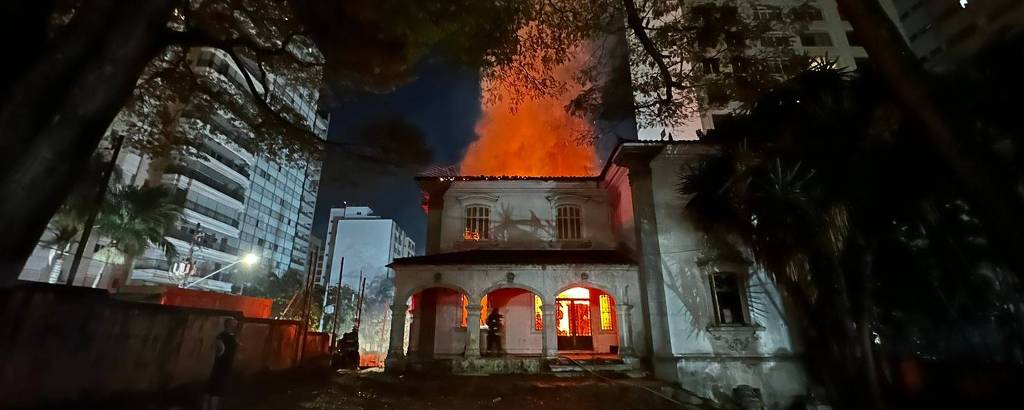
[
  {"left": 545, "top": 193, "right": 593, "bottom": 205},
  {"left": 456, "top": 193, "right": 500, "bottom": 205}
]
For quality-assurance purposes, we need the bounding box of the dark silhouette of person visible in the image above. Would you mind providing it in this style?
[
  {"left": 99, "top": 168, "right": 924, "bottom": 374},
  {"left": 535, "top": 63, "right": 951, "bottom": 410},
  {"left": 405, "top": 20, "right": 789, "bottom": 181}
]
[
  {"left": 485, "top": 308, "right": 503, "bottom": 355},
  {"left": 337, "top": 326, "right": 360, "bottom": 369},
  {"left": 205, "top": 317, "right": 239, "bottom": 410}
]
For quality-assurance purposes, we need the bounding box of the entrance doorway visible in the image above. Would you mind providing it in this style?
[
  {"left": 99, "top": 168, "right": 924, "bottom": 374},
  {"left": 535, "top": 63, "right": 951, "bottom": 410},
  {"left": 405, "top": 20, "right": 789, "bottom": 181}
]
[{"left": 556, "top": 288, "right": 593, "bottom": 350}]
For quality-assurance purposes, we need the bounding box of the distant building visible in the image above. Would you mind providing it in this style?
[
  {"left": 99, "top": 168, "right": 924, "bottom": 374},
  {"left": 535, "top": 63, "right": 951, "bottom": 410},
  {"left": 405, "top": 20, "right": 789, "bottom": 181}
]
[
  {"left": 893, "top": 0, "right": 1024, "bottom": 68},
  {"left": 321, "top": 206, "right": 416, "bottom": 366},
  {"left": 17, "top": 46, "right": 328, "bottom": 293},
  {"left": 307, "top": 235, "right": 326, "bottom": 286},
  {"left": 126, "top": 47, "right": 328, "bottom": 292},
  {"left": 634, "top": 0, "right": 902, "bottom": 140}
]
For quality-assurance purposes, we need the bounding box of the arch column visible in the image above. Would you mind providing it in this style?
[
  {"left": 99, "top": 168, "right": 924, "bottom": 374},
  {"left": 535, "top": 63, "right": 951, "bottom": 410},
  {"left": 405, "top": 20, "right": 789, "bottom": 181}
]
[
  {"left": 541, "top": 303, "right": 558, "bottom": 358},
  {"left": 385, "top": 303, "right": 408, "bottom": 372},
  {"left": 464, "top": 304, "right": 482, "bottom": 357},
  {"left": 616, "top": 303, "right": 637, "bottom": 358},
  {"left": 406, "top": 308, "right": 419, "bottom": 356}
]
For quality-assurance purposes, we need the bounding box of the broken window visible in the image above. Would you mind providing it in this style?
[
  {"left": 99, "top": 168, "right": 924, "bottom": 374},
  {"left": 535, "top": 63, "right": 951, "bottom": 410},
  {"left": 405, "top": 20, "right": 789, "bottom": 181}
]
[
  {"left": 710, "top": 272, "right": 748, "bottom": 325},
  {"left": 465, "top": 206, "right": 490, "bottom": 240},
  {"left": 556, "top": 205, "right": 582, "bottom": 240}
]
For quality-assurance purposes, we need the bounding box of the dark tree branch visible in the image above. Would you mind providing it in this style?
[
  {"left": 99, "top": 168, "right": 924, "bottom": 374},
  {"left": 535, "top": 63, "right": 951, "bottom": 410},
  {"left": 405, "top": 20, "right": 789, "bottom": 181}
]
[{"left": 622, "top": 0, "right": 681, "bottom": 106}]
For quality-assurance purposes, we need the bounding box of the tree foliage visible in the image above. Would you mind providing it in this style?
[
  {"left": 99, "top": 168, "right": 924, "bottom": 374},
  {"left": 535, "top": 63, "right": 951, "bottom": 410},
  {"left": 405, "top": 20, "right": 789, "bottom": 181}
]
[
  {"left": 680, "top": 60, "right": 1024, "bottom": 407},
  {"left": 470, "top": 0, "right": 814, "bottom": 137}
]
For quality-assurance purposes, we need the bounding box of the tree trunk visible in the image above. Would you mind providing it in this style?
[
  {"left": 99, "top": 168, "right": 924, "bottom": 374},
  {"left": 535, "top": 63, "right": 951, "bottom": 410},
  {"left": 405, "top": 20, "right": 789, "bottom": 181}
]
[
  {"left": 835, "top": 0, "right": 1024, "bottom": 277},
  {"left": 0, "top": 0, "right": 176, "bottom": 285}
]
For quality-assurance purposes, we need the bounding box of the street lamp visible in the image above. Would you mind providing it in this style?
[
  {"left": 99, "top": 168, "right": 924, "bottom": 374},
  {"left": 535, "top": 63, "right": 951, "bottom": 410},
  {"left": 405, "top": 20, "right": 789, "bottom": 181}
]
[{"left": 183, "top": 253, "right": 260, "bottom": 289}]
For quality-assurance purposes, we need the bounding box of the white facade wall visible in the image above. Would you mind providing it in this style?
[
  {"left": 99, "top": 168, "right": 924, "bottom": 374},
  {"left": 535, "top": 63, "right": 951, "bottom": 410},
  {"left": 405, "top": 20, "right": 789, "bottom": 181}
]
[
  {"left": 437, "top": 180, "right": 621, "bottom": 252},
  {"left": 645, "top": 144, "right": 806, "bottom": 408}
]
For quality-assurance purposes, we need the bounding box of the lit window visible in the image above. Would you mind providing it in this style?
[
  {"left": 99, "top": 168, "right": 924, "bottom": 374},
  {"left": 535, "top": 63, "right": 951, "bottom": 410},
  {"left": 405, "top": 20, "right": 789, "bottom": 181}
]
[
  {"left": 599, "top": 294, "right": 614, "bottom": 331},
  {"left": 710, "top": 272, "right": 748, "bottom": 325},
  {"left": 465, "top": 206, "right": 490, "bottom": 240},
  {"left": 460, "top": 295, "right": 487, "bottom": 327},
  {"left": 534, "top": 295, "right": 543, "bottom": 331},
  {"left": 556, "top": 205, "right": 582, "bottom": 240}
]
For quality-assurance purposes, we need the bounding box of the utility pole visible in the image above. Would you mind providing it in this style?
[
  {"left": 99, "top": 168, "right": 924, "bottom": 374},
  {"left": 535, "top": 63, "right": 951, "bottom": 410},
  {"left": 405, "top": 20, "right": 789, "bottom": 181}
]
[
  {"left": 180, "top": 222, "right": 208, "bottom": 287},
  {"left": 296, "top": 244, "right": 318, "bottom": 363},
  {"left": 66, "top": 134, "right": 124, "bottom": 287},
  {"left": 330, "top": 264, "right": 346, "bottom": 342},
  {"left": 320, "top": 257, "right": 344, "bottom": 332}
]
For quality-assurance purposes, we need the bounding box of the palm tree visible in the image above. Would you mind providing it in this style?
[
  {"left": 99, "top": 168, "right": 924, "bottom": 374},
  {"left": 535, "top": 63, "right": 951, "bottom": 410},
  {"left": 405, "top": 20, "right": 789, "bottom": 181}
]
[
  {"left": 679, "top": 61, "right": 1022, "bottom": 408},
  {"left": 38, "top": 154, "right": 114, "bottom": 284},
  {"left": 39, "top": 207, "right": 85, "bottom": 283},
  {"left": 90, "top": 185, "right": 182, "bottom": 289}
]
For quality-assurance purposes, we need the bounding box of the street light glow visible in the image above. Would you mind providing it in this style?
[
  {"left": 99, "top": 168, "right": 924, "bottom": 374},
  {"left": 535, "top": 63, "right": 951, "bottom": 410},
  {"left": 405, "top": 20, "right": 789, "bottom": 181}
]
[{"left": 242, "top": 253, "right": 260, "bottom": 266}]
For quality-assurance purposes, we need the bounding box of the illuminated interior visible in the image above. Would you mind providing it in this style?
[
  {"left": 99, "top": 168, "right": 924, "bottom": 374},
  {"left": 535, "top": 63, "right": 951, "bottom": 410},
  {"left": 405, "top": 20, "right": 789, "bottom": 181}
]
[{"left": 556, "top": 287, "right": 591, "bottom": 337}]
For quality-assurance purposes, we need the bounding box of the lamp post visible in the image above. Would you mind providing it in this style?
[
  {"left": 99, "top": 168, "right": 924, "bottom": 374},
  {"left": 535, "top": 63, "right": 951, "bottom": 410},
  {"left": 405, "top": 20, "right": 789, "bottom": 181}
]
[{"left": 183, "top": 253, "right": 259, "bottom": 290}]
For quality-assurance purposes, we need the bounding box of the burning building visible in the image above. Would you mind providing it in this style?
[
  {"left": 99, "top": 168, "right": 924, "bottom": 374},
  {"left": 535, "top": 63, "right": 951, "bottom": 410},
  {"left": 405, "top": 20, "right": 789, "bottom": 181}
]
[{"left": 386, "top": 140, "right": 807, "bottom": 408}]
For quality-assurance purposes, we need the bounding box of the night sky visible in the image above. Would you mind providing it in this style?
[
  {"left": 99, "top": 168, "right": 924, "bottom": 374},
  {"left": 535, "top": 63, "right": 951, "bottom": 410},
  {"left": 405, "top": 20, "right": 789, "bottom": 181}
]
[{"left": 312, "top": 58, "right": 481, "bottom": 251}]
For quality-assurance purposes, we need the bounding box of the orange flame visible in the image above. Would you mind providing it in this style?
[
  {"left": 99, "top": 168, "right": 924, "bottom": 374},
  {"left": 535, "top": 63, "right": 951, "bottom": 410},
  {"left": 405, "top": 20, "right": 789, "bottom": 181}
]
[{"left": 460, "top": 53, "right": 597, "bottom": 176}]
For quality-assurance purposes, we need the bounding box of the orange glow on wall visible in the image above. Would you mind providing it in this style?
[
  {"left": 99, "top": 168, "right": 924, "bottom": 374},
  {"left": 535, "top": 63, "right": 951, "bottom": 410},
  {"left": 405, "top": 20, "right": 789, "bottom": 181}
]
[
  {"left": 558, "top": 287, "right": 591, "bottom": 299},
  {"left": 599, "top": 294, "right": 615, "bottom": 331},
  {"left": 460, "top": 295, "right": 488, "bottom": 327},
  {"left": 534, "top": 295, "right": 543, "bottom": 330},
  {"left": 460, "top": 38, "right": 597, "bottom": 177}
]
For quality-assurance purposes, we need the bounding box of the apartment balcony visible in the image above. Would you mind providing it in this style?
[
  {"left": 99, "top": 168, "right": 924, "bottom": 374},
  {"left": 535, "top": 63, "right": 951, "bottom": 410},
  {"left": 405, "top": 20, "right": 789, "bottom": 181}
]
[
  {"left": 165, "top": 227, "right": 241, "bottom": 256},
  {"left": 204, "top": 115, "right": 256, "bottom": 165},
  {"left": 166, "top": 235, "right": 238, "bottom": 265},
  {"left": 179, "top": 200, "right": 241, "bottom": 238},
  {"left": 130, "top": 258, "right": 233, "bottom": 293},
  {"left": 164, "top": 164, "right": 246, "bottom": 209},
  {"left": 195, "top": 143, "right": 251, "bottom": 186}
]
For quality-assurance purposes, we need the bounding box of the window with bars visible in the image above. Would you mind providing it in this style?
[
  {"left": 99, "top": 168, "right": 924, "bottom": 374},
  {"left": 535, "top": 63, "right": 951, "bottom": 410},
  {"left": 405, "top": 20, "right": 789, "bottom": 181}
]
[
  {"left": 464, "top": 206, "right": 490, "bottom": 240},
  {"left": 599, "top": 294, "right": 615, "bottom": 331},
  {"left": 556, "top": 205, "right": 582, "bottom": 240}
]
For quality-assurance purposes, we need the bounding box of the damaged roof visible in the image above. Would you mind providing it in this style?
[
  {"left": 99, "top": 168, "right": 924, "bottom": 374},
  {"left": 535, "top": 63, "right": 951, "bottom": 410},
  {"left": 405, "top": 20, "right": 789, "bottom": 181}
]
[{"left": 389, "top": 249, "right": 637, "bottom": 267}]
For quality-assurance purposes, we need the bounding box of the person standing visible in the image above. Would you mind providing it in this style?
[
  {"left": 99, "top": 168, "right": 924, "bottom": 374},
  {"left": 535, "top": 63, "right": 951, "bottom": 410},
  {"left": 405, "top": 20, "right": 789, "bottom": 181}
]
[
  {"left": 205, "top": 317, "right": 240, "bottom": 410},
  {"left": 485, "top": 308, "right": 503, "bottom": 356}
]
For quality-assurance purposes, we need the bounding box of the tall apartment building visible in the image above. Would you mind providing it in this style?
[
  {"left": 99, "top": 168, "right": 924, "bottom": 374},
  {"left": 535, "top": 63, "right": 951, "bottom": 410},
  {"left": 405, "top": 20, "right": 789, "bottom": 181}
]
[
  {"left": 307, "top": 235, "right": 326, "bottom": 286},
  {"left": 321, "top": 206, "right": 415, "bottom": 366},
  {"left": 119, "top": 47, "right": 328, "bottom": 292},
  {"left": 893, "top": 0, "right": 1024, "bottom": 69},
  {"left": 636, "top": 0, "right": 902, "bottom": 140}
]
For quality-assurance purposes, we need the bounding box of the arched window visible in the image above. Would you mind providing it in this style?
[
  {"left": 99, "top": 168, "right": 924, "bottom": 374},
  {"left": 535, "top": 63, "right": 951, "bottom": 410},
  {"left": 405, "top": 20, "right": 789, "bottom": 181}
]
[
  {"left": 556, "top": 205, "right": 582, "bottom": 240},
  {"left": 465, "top": 206, "right": 490, "bottom": 240}
]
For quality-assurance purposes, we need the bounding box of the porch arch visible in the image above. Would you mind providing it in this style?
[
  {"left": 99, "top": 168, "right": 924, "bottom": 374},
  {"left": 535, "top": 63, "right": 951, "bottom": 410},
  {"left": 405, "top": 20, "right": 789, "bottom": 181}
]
[
  {"left": 553, "top": 281, "right": 618, "bottom": 302},
  {"left": 398, "top": 282, "right": 470, "bottom": 304},
  {"left": 476, "top": 282, "right": 550, "bottom": 306}
]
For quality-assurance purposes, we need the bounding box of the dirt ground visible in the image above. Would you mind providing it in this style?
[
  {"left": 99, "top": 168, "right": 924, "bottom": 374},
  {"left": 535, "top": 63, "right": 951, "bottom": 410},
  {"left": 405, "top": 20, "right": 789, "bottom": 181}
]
[{"left": 225, "top": 370, "right": 690, "bottom": 410}]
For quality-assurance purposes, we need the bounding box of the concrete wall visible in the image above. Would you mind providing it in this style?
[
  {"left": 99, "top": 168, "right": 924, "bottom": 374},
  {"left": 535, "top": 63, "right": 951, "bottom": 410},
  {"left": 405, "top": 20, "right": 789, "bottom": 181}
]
[
  {"left": 0, "top": 283, "right": 329, "bottom": 408},
  {"left": 438, "top": 180, "right": 617, "bottom": 252}
]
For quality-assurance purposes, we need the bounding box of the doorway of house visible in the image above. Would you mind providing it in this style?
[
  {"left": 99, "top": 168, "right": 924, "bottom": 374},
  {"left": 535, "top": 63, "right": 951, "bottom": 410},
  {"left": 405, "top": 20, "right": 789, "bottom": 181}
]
[{"left": 556, "top": 288, "right": 593, "bottom": 350}]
